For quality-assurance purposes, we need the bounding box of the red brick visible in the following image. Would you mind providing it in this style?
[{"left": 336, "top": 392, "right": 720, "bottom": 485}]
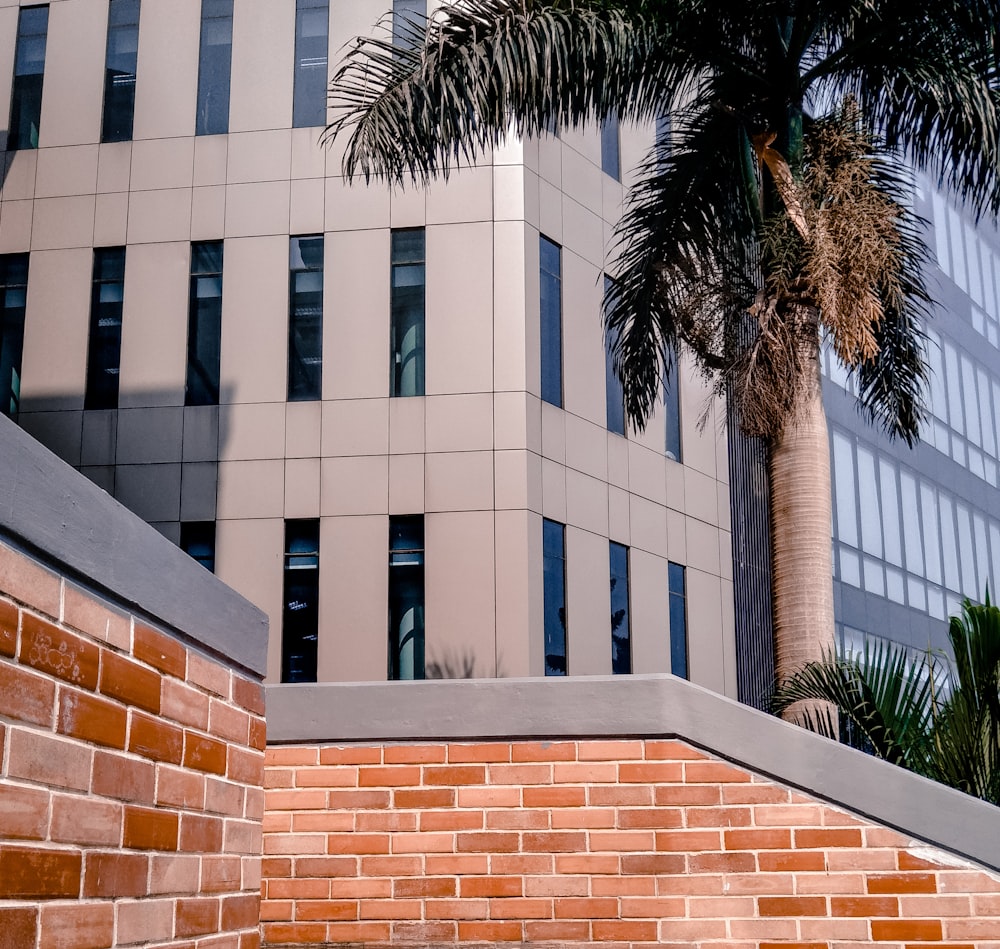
[
  {"left": 460, "top": 876, "right": 521, "bottom": 898},
  {"left": 261, "top": 922, "right": 327, "bottom": 944},
  {"left": 447, "top": 743, "right": 512, "bottom": 763},
  {"left": 228, "top": 745, "right": 263, "bottom": 785},
  {"left": 592, "top": 919, "right": 659, "bottom": 940},
  {"left": 0, "top": 907, "right": 37, "bottom": 949},
  {"left": 38, "top": 903, "right": 114, "bottom": 949},
  {"left": 689, "top": 851, "right": 756, "bottom": 872},
  {"left": 327, "top": 789, "right": 390, "bottom": 808},
  {"left": 6, "top": 728, "right": 91, "bottom": 791},
  {"left": 0, "top": 782, "right": 49, "bottom": 839},
  {"left": 176, "top": 897, "right": 221, "bottom": 937},
  {"left": 124, "top": 805, "right": 179, "bottom": 850},
  {"left": 460, "top": 921, "right": 524, "bottom": 941},
  {"left": 758, "top": 850, "right": 827, "bottom": 872},
  {"left": 360, "top": 897, "right": 422, "bottom": 920},
  {"left": 759, "top": 896, "right": 828, "bottom": 916},
  {"left": 62, "top": 586, "right": 130, "bottom": 650},
  {"left": 187, "top": 652, "right": 230, "bottom": 697},
  {"left": 0, "top": 659, "right": 57, "bottom": 725},
  {"left": 485, "top": 897, "right": 551, "bottom": 919},
  {"left": 524, "top": 875, "right": 589, "bottom": 897},
  {"left": 655, "top": 829, "right": 722, "bottom": 851},
  {"left": 722, "top": 784, "right": 790, "bottom": 804},
  {"left": 620, "top": 896, "right": 688, "bottom": 917},
  {"left": 179, "top": 812, "right": 224, "bottom": 852},
  {"left": 510, "top": 741, "right": 576, "bottom": 762},
  {"left": 157, "top": 764, "right": 206, "bottom": 809},
  {"left": 358, "top": 765, "right": 421, "bottom": 786},
  {"left": 724, "top": 828, "right": 792, "bottom": 850},
  {"left": 871, "top": 919, "right": 942, "bottom": 940},
  {"left": 210, "top": 698, "right": 250, "bottom": 745},
  {"left": 456, "top": 831, "right": 520, "bottom": 853},
  {"left": 201, "top": 854, "right": 242, "bottom": 892},
  {"left": 395, "top": 877, "right": 458, "bottom": 898},
  {"left": 645, "top": 739, "right": 708, "bottom": 759},
  {"left": 83, "top": 852, "right": 149, "bottom": 897},
  {"left": 394, "top": 787, "right": 454, "bottom": 808},
  {"left": 867, "top": 872, "right": 938, "bottom": 894},
  {"left": 326, "top": 922, "right": 391, "bottom": 943},
  {"left": 232, "top": 674, "right": 265, "bottom": 715},
  {"left": 329, "top": 879, "right": 391, "bottom": 899},
  {"left": 317, "top": 745, "right": 380, "bottom": 765},
  {"left": 553, "top": 896, "right": 619, "bottom": 918},
  {"left": 423, "top": 854, "right": 489, "bottom": 876},
  {"left": 250, "top": 716, "right": 266, "bottom": 751},
  {"left": 832, "top": 895, "right": 899, "bottom": 916},
  {"left": 206, "top": 776, "right": 245, "bottom": 816},
  {"left": 487, "top": 808, "right": 550, "bottom": 830},
  {"left": 684, "top": 760, "right": 751, "bottom": 782},
  {"left": 100, "top": 650, "right": 161, "bottom": 713},
  {"left": 618, "top": 807, "right": 684, "bottom": 829},
  {"left": 129, "top": 711, "right": 184, "bottom": 763},
  {"left": 381, "top": 743, "right": 446, "bottom": 763},
  {"left": 898, "top": 850, "right": 946, "bottom": 870},
  {"left": 523, "top": 785, "right": 586, "bottom": 807},
  {"left": 523, "top": 831, "right": 587, "bottom": 852},
  {"left": 19, "top": 613, "right": 99, "bottom": 690},
  {"left": 590, "top": 784, "right": 654, "bottom": 806},
  {"left": 457, "top": 786, "right": 520, "bottom": 807},
  {"left": 392, "top": 921, "right": 457, "bottom": 941},
  {"left": 795, "top": 827, "right": 864, "bottom": 848},
  {"left": 0, "top": 845, "right": 81, "bottom": 898},
  {"left": 57, "top": 688, "right": 127, "bottom": 748},
  {"left": 419, "top": 810, "right": 482, "bottom": 832},
  {"left": 134, "top": 622, "right": 187, "bottom": 678},
  {"left": 184, "top": 731, "right": 228, "bottom": 775},
  {"left": 655, "top": 784, "right": 720, "bottom": 806},
  {"left": 50, "top": 794, "right": 122, "bottom": 846},
  {"left": 555, "top": 853, "right": 618, "bottom": 874},
  {"left": 93, "top": 749, "right": 155, "bottom": 802},
  {"left": 618, "top": 761, "right": 685, "bottom": 783},
  {"left": 424, "top": 764, "right": 486, "bottom": 785},
  {"left": 162, "top": 676, "right": 210, "bottom": 728},
  {"left": 0, "top": 598, "right": 18, "bottom": 656},
  {"left": 296, "top": 900, "right": 359, "bottom": 921},
  {"left": 326, "top": 832, "right": 389, "bottom": 854},
  {"left": 222, "top": 893, "right": 259, "bottom": 930},
  {"left": 621, "top": 853, "right": 686, "bottom": 874}
]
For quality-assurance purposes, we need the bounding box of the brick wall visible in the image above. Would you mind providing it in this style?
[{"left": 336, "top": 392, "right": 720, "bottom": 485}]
[
  {"left": 0, "top": 539, "right": 266, "bottom": 948},
  {"left": 262, "top": 738, "right": 1000, "bottom": 947}
]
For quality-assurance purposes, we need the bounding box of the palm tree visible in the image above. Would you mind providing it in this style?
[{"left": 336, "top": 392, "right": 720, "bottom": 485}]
[
  {"left": 325, "top": 1, "right": 1000, "bottom": 690},
  {"left": 773, "top": 597, "right": 1000, "bottom": 803}
]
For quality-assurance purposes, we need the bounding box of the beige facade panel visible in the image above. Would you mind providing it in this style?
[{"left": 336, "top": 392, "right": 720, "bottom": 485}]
[
  {"left": 322, "top": 397, "right": 390, "bottom": 457},
  {"left": 285, "top": 400, "right": 322, "bottom": 459},
  {"left": 35, "top": 144, "right": 100, "bottom": 199},
  {"left": 94, "top": 192, "right": 129, "bottom": 246},
  {"left": 220, "top": 401, "right": 286, "bottom": 461},
  {"left": 425, "top": 165, "right": 494, "bottom": 226},
  {"left": 97, "top": 141, "right": 132, "bottom": 194},
  {"left": 31, "top": 194, "right": 96, "bottom": 250},
  {"left": 493, "top": 220, "right": 533, "bottom": 393},
  {"left": 425, "top": 393, "right": 493, "bottom": 454},
  {"left": 229, "top": 0, "right": 295, "bottom": 134},
  {"left": 0, "top": 199, "right": 33, "bottom": 252},
  {"left": 127, "top": 188, "right": 192, "bottom": 244},
  {"left": 283, "top": 457, "right": 321, "bottom": 520},
  {"left": 629, "top": 548, "right": 671, "bottom": 675},
  {"left": 565, "top": 526, "right": 612, "bottom": 675},
  {"left": 388, "top": 452, "right": 424, "bottom": 515},
  {"left": 217, "top": 459, "right": 286, "bottom": 520},
  {"left": 320, "top": 454, "right": 389, "bottom": 516},
  {"left": 494, "top": 508, "right": 542, "bottom": 677},
  {"left": 117, "top": 406, "right": 184, "bottom": 465},
  {"left": 424, "top": 450, "right": 494, "bottom": 513},
  {"left": 388, "top": 397, "right": 425, "bottom": 455}
]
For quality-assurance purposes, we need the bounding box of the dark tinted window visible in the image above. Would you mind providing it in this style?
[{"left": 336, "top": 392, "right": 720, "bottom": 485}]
[
  {"left": 664, "top": 348, "right": 682, "bottom": 461},
  {"left": 0, "top": 254, "right": 29, "bottom": 419},
  {"left": 604, "top": 275, "right": 625, "bottom": 435},
  {"left": 601, "top": 112, "right": 620, "bottom": 181},
  {"left": 195, "top": 0, "right": 233, "bottom": 135},
  {"left": 288, "top": 235, "right": 324, "bottom": 401},
  {"left": 9, "top": 6, "right": 48, "bottom": 150},
  {"left": 293, "top": 0, "right": 328, "bottom": 128},
  {"left": 668, "top": 562, "right": 688, "bottom": 678},
  {"left": 282, "top": 520, "right": 320, "bottom": 683},
  {"left": 543, "top": 518, "right": 567, "bottom": 675},
  {"left": 390, "top": 229, "right": 425, "bottom": 397},
  {"left": 186, "top": 241, "right": 223, "bottom": 406},
  {"left": 85, "top": 247, "right": 126, "bottom": 410},
  {"left": 101, "top": 0, "right": 140, "bottom": 142},
  {"left": 540, "top": 235, "right": 562, "bottom": 407},
  {"left": 181, "top": 521, "right": 216, "bottom": 573},
  {"left": 610, "top": 541, "right": 631, "bottom": 674},
  {"left": 389, "top": 515, "right": 424, "bottom": 679},
  {"left": 392, "top": 0, "right": 425, "bottom": 52}
]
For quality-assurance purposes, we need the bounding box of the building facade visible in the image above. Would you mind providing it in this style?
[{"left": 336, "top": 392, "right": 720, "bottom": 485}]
[{"left": 0, "top": 0, "right": 738, "bottom": 693}]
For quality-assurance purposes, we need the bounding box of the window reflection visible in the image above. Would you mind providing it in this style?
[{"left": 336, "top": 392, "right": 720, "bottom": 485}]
[
  {"left": 389, "top": 515, "right": 424, "bottom": 680},
  {"left": 542, "top": 519, "right": 567, "bottom": 675},
  {"left": 282, "top": 520, "right": 320, "bottom": 683}
]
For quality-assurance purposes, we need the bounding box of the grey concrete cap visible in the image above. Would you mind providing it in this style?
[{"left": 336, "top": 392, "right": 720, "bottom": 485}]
[
  {"left": 268, "top": 674, "right": 1000, "bottom": 873},
  {"left": 0, "top": 415, "right": 267, "bottom": 676}
]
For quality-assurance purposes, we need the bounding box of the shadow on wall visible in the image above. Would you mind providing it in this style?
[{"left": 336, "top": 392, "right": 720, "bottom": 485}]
[
  {"left": 425, "top": 645, "right": 505, "bottom": 679},
  {"left": 16, "top": 385, "right": 235, "bottom": 544}
]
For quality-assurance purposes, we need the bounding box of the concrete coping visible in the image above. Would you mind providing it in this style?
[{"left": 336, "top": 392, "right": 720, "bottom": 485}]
[
  {"left": 268, "top": 674, "right": 1000, "bottom": 873},
  {"left": 0, "top": 415, "right": 267, "bottom": 676}
]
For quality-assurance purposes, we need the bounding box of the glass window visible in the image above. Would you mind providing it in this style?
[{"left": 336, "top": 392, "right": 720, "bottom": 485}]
[
  {"left": 390, "top": 229, "right": 425, "bottom": 397},
  {"left": 879, "top": 460, "right": 902, "bottom": 567},
  {"left": 101, "top": 0, "right": 140, "bottom": 142},
  {"left": 539, "top": 235, "right": 562, "bottom": 407},
  {"left": 610, "top": 541, "right": 631, "bottom": 674},
  {"left": 957, "top": 502, "right": 977, "bottom": 596},
  {"left": 920, "top": 483, "right": 942, "bottom": 585},
  {"left": 9, "top": 6, "right": 48, "bottom": 150},
  {"left": 293, "top": 0, "right": 328, "bottom": 128},
  {"left": 389, "top": 515, "right": 424, "bottom": 680},
  {"left": 180, "top": 521, "right": 215, "bottom": 573},
  {"left": 392, "top": 0, "right": 425, "bottom": 52},
  {"left": 600, "top": 112, "right": 621, "bottom": 181},
  {"left": 664, "top": 346, "right": 682, "bottom": 462},
  {"left": 856, "top": 446, "right": 882, "bottom": 557},
  {"left": 288, "top": 235, "right": 324, "bottom": 401},
  {"left": 900, "top": 470, "right": 924, "bottom": 576},
  {"left": 939, "top": 495, "right": 960, "bottom": 592},
  {"left": 832, "top": 432, "right": 857, "bottom": 547},
  {"left": 85, "top": 247, "right": 126, "bottom": 410},
  {"left": 604, "top": 276, "right": 625, "bottom": 436},
  {"left": 542, "top": 518, "right": 567, "bottom": 676},
  {"left": 282, "top": 520, "right": 320, "bottom": 683},
  {"left": 0, "top": 254, "right": 29, "bottom": 420},
  {"left": 668, "top": 562, "right": 688, "bottom": 679},
  {"left": 195, "top": 0, "right": 233, "bottom": 136},
  {"left": 185, "top": 241, "right": 223, "bottom": 406}
]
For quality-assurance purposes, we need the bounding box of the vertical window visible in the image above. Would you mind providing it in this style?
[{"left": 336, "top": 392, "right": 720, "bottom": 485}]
[
  {"left": 600, "top": 112, "right": 620, "bottom": 181},
  {"left": 604, "top": 276, "right": 625, "bottom": 436},
  {"left": 292, "top": 0, "right": 329, "bottom": 128},
  {"left": 195, "top": 0, "right": 233, "bottom": 136},
  {"left": 282, "top": 520, "right": 320, "bottom": 683},
  {"left": 610, "top": 541, "right": 631, "bottom": 674},
  {"left": 543, "top": 519, "right": 567, "bottom": 675},
  {"left": 664, "top": 350, "right": 682, "bottom": 461},
  {"left": 392, "top": 0, "right": 425, "bottom": 52},
  {"left": 389, "top": 515, "right": 424, "bottom": 680},
  {"left": 390, "top": 229, "right": 425, "bottom": 397},
  {"left": 186, "top": 241, "right": 223, "bottom": 407},
  {"left": 288, "top": 235, "right": 324, "bottom": 401},
  {"left": 668, "top": 562, "right": 688, "bottom": 679},
  {"left": 9, "top": 6, "right": 49, "bottom": 150},
  {"left": 85, "top": 247, "right": 126, "bottom": 410},
  {"left": 540, "top": 235, "right": 562, "bottom": 407},
  {"left": 0, "top": 254, "right": 29, "bottom": 420},
  {"left": 101, "top": 0, "right": 140, "bottom": 143},
  {"left": 181, "top": 521, "right": 216, "bottom": 573}
]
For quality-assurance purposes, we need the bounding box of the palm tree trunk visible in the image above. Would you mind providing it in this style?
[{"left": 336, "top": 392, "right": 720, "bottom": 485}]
[{"left": 769, "top": 338, "right": 836, "bottom": 708}]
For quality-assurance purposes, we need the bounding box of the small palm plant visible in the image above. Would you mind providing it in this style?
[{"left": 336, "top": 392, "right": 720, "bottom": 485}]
[{"left": 773, "top": 596, "right": 1000, "bottom": 804}]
